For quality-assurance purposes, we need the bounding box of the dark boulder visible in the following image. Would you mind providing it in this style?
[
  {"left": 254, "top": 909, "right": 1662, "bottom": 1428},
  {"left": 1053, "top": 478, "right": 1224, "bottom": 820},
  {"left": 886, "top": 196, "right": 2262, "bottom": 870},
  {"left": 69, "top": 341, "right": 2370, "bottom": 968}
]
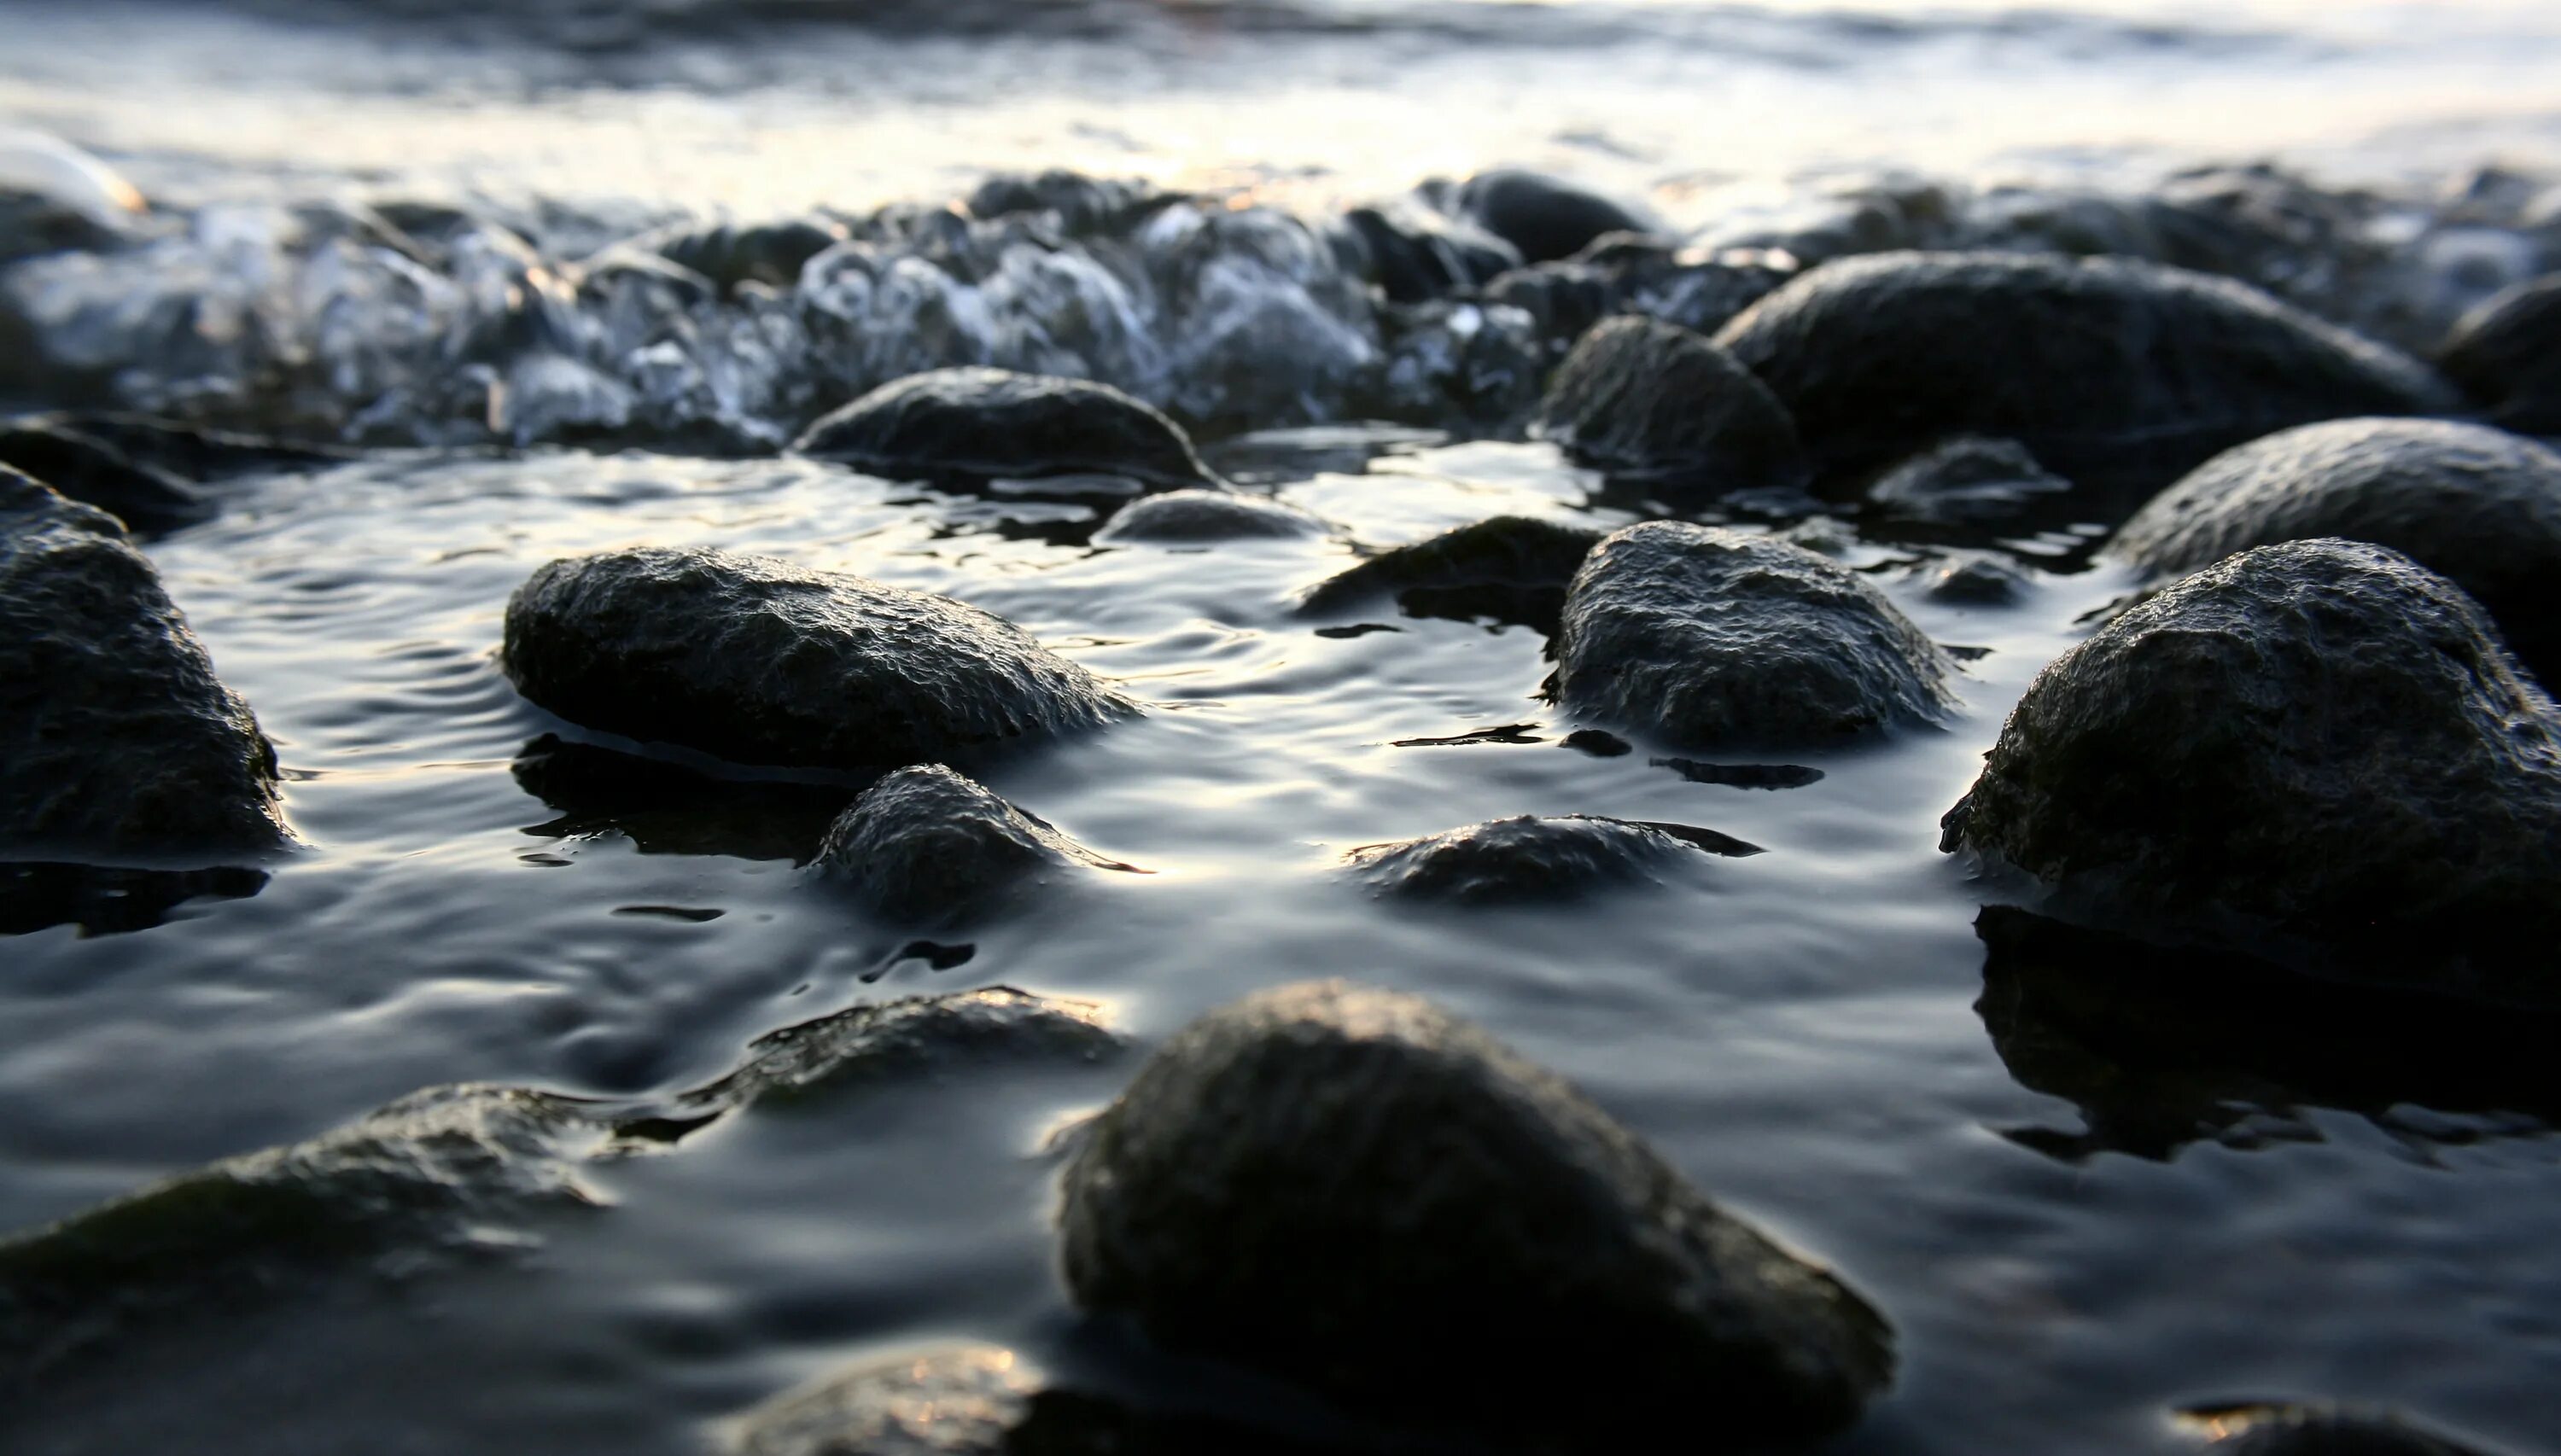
[
  {"left": 1943, "top": 539, "right": 2561, "bottom": 1000},
  {"left": 1097, "top": 488, "right": 1328, "bottom": 544},
  {"left": 1864, "top": 435, "right": 2073, "bottom": 525},
  {"left": 0, "top": 418, "right": 209, "bottom": 535},
  {"left": 1297, "top": 515, "right": 1601, "bottom": 633},
  {"left": 1452, "top": 169, "right": 1654, "bottom": 265},
  {"left": 1338, "top": 202, "right": 1520, "bottom": 305},
  {"left": 1712, "top": 251, "right": 2460, "bottom": 485},
  {"left": 1346, "top": 813, "right": 1761, "bottom": 904},
  {"left": 2113, "top": 418, "right": 2561, "bottom": 680},
  {"left": 501, "top": 547, "right": 1134, "bottom": 772},
  {"left": 1056, "top": 981, "right": 1895, "bottom": 1446},
  {"left": 1, "top": 469, "right": 290, "bottom": 859},
  {"left": 792, "top": 368, "right": 1215, "bottom": 490},
  {"left": 809, "top": 764, "right": 1138, "bottom": 925},
  {"left": 1531, "top": 316, "right": 1811, "bottom": 498},
  {"left": 1920, "top": 553, "right": 2029, "bottom": 606},
  {"left": 1550, "top": 521, "right": 1957, "bottom": 748},
  {"left": 2436, "top": 272, "right": 2561, "bottom": 434},
  {"left": 2177, "top": 1401, "right": 2501, "bottom": 1456},
  {"left": 646, "top": 217, "right": 845, "bottom": 295}
]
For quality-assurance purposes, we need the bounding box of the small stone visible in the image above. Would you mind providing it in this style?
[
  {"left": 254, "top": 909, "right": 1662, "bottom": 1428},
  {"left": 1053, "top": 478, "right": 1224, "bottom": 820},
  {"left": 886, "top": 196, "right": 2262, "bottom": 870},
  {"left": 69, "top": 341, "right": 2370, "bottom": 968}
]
[
  {"left": 1339, "top": 201, "right": 1520, "bottom": 304},
  {"left": 1096, "top": 488, "right": 1328, "bottom": 544},
  {"left": 1297, "top": 515, "right": 1601, "bottom": 633},
  {"left": 792, "top": 368, "right": 1215, "bottom": 489},
  {"left": 2436, "top": 272, "right": 2561, "bottom": 434},
  {"left": 1531, "top": 316, "right": 1811, "bottom": 498},
  {"left": 1865, "top": 435, "right": 2074, "bottom": 524},
  {"left": 1922, "top": 553, "right": 2028, "bottom": 606},
  {"left": 810, "top": 765, "right": 1137, "bottom": 925},
  {"left": 1452, "top": 169, "right": 1654, "bottom": 265},
  {"left": 1345, "top": 813, "right": 1759, "bottom": 904}
]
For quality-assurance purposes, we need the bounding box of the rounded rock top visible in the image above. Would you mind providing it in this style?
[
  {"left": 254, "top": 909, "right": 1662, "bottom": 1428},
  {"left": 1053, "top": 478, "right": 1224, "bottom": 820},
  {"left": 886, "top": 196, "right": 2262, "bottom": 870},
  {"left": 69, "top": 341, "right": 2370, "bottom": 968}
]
[
  {"left": 811, "top": 764, "right": 1135, "bottom": 925},
  {"left": 791, "top": 367, "right": 1216, "bottom": 489},
  {"left": 1531, "top": 315, "right": 1811, "bottom": 498}
]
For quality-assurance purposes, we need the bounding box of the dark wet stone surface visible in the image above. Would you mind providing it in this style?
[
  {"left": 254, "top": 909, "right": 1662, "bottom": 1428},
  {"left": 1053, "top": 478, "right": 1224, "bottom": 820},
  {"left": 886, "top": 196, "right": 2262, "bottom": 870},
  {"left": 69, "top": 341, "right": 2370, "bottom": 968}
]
[
  {"left": 1921, "top": 552, "right": 2029, "bottom": 606},
  {"left": 1449, "top": 169, "right": 1653, "bottom": 265},
  {"left": 1651, "top": 759, "right": 1825, "bottom": 790},
  {"left": 1531, "top": 316, "right": 1810, "bottom": 498},
  {"left": 502, "top": 547, "right": 1135, "bottom": 772},
  {"left": 792, "top": 368, "right": 1215, "bottom": 489},
  {"left": 0, "top": 188, "right": 124, "bottom": 267},
  {"left": 1345, "top": 813, "right": 1759, "bottom": 904},
  {"left": 645, "top": 217, "right": 846, "bottom": 296},
  {"left": 1550, "top": 521, "right": 1957, "bottom": 748},
  {"left": 1055, "top": 980, "right": 1894, "bottom": 1445},
  {"left": 510, "top": 734, "right": 856, "bottom": 864},
  {"left": 1559, "top": 727, "right": 1631, "bottom": 756},
  {"left": 1864, "top": 435, "right": 2074, "bottom": 525},
  {"left": 1096, "top": 488, "right": 1328, "bottom": 543},
  {"left": 0, "top": 469, "right": 290, "bottom": 860},
  {"left": 2436, "top": 272, "right": 2561, "bottom": 434},
  {"left": 1944, "top": 539, "right": 2561, "bottom": 1001},
  {"left": 1712, "top": 251, "right": 2461, "bottom": 486},
  {"left": 2114, "top": 418, "right": 2561, "bottom": 681},
  {"left": 810, "top": 764, "right": 1137, "bottom": 926},
  {"left": 1297, "top": 515, "right": 1601, "bottom": 633},
  {"left": 2177, "top": 1400, "right": 2506, "bottom": 1456},
  {"left": 0, "top": 418, "right": 209, "bottom": 536},
  {"left": 1339, "top": 201, "right": 1520, "bottom": 304}
]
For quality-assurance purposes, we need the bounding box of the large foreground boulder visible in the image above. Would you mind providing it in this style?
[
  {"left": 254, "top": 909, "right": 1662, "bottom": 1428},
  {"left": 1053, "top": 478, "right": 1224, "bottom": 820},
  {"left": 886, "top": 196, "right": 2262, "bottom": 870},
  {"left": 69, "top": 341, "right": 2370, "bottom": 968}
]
[
  {"left": 1056, "top": 981, "right": 1894, "bottom": 1447},
  {"left": 1712, "top": 252, "right": 2459, "bottom": 483},
  {"left": 2113, "top": 418, "right": 2561, "bottom": 680},
  {"left": 502, "top": 548, "right": 1133, "bottom": 771},
  {"left": 1346, "top": 813, "right": 1760, "bottom": 905},
  {"left": 1531, "top": 316, "right": 1810, "bottom": 497},
  {"left": 1943, "top": 539, "right": 2561, "bottom": 999},
  {"left": 1549, "top": 521, "right": 1957, "bottom": 748},
  {"left": 2436, "top": 272, "right": 2561, "bottom": 435},
  {"left": 810, "top": 764, "right": 1138, "bottom": 925},
  {"left": 792, "top": 368, "right": 1215, "bottom": 489},
  {"left": 1, "top": 469, "right": 289, "bottom": 859}
]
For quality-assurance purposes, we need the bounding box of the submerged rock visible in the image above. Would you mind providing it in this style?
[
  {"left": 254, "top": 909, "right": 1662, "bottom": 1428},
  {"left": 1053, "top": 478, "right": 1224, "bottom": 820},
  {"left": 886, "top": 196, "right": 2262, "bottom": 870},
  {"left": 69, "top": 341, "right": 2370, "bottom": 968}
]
[
  {"left": 502, "top": 548, "right": 1134, "bottom": 771},
  {"left": 0, "top": 417, "right": 209, "bottom": 536},
  {"left": 1921, "top": 553, "right": 2029, "bottom": 606},
  {"left": 792, "top": 368, "right": 1215, "bottom": 489},
  {"left": 1531, "top": 316, "right": 1810, "bottom": 497},
  {"left": 0, "top": 469, "right": 289, "bottom": 859},
  {"left": 1096, "top": 487, "right": 1328, "bottom": 543},
  {"left": 2436, "top": 273, "right": 2561, "bottom": 434},
  {"left": 1712, "top": 252, "right": 2459, "bottom": 484},
  {"left": 1450, "top": 169, "right": 1654, "bottom": 265},
  {"left": 1346, "top": 813, "right": 1761, "bottom": 905},
  {"left": 1297, "top": 515, "right": 1601, "bottom": 633},
  {"left": 1943, "top": 539, "right": 2561, "bottom": 999},
  {"left": 1550, "top": 521, "right": 1957, "bottom": 748},
  {"left": 811, "top": 765, "right": 1137, "bottom": 925},
  {"left": 1864, "top": 435, "right": 2074, "bottom": 524},
  {"left": 2177, "top": 1400, "right": 2501, "bottom": 1456},
  {"left": 2113, "top": 418, "right": 2561, "bottom": 680},
  {"left": 1056, "top": 981, "right": 1894, "bottom": 1444}
]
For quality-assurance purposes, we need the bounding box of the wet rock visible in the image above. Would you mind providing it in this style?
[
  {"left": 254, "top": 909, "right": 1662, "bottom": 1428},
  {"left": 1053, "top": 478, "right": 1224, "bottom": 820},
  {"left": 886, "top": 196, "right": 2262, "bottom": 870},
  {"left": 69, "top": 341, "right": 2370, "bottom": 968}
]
[
  {"left": 501, "top": 547, "right": 1134, "bottom": 772},
  {"left": 1096, "top": 487, "right": 1328, "bottom": 543},
  {"left": 1477, "top": 260, "right": 1615, "bottom": 344},
  {"left": 0, "top": 418, "right": 209, "bottom": 535},
  {"left": 1056, "top": 981, "right": 1895, "bottom": 1445},
  {"left": 1942, "top": 539, "right": 2561, "bottom": 997},
  {"left": 1712, "top": 252, "right": 2460, "bottom": 485},
  {"left": 1, "top": 469, "right": 290, "bottom": 859},
  {"left": 1371, "top": 298, "right": 1546, "bottom": 428},
  {"left": 2113, "top": 419, "right": 2561, "bottom": 680},
  {"left": 1451, "top": 169, "right": 1654, "bottom": 265},
  {"left": 1920, "top": 553, "right": 2028, "bottom": 606},
  {"left": 1297, "top": 515, "right": 1601, "bottom": 633},
  {"left": 0, "top": 189, "right": 125, "bottom": 266},
  {"left": 1531, "top": 316, "right": 1810, "bottom": 498},
  {"left": 1345, "top": 813, "right": 1759, "bottom": 905},
  {"left": 1864, "top": 435, "right": 2074, "bottom": 524},
  {"left": 2177, "top": 1400, "right": 2502, "bottom": 1456},
  {"left": 646, "top": 217, "right": 846, "bottom": 295},
  {"left": 809, "top": 764, "right": 1137, "bottom": 925},
  {"left": 792, "top": 368, "right": 1215, "bottom": 489},
  {"left": 2436, "top": 273, "right": 2561, "bottom": 434},
  {"left": 28, "top": 411, "right": 352, "bottom": 481},
  {"left": 1550, "top": 521, "right": 1957, "bottom": 748},
  {"left": 1339, "top": 201, "right": 1520, "bottom": 304}
]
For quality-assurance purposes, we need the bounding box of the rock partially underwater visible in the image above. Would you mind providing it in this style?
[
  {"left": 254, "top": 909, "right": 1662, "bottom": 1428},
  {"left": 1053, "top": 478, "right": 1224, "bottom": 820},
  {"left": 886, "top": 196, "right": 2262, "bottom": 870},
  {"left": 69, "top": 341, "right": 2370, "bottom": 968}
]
[
  {"left": 1097, "top": 487, "right": 1328, "bottom": 543},
  {"left": 2436, "top": 272, "right": 2561, "bottom": 435},
  {"left": 1864, "top": 435, "right": 2074, "bottom": 525},
  {"left": 502, "top": 548, "right": 1134, "bottom": 771},
  {"left": 792, "top": 367, "right": 1216, "bottom": 489},
  {"left": 810, "top": 765, "right": 1140, "bottom": 926},
  {"left": 1549, "top": 521, "right": 1957, "bottom": 748},
  {"left": 1447, "top": 169, "right": 1654, "bottom": 266},
  {"left": 2175, "top": 1400, "right": 2506, "bottom": 1456},
  {"left": 1057, "top": 981, "right": 1894, "bottom": 1446},
  {"left": 1530, "top": 315, "right": 1809, "bottom": 498},
  {"left": 1298, "top": 515, "right": 1601, "bottom": 632},
  {"left": 1345, "top": 814, "right": 1761, "bottom": 905}
]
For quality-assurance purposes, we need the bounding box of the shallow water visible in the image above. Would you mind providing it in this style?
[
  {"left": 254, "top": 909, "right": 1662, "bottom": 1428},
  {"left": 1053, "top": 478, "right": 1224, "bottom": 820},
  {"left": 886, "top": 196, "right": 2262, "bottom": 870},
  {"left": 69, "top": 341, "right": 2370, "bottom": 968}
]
[{"left": 4, "top": 0, "right": 2561, "bottom": 1452}]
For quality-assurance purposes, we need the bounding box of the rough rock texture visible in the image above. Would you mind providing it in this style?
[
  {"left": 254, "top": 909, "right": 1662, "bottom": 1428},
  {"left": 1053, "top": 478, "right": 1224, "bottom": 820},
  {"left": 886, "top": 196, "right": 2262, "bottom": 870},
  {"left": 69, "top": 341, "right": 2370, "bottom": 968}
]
[
  {"left": 2113, "top": 418, "right": 2561, "bottom": 680},
  {"left": 0, "top": 419, "right": 209, "bottom": 535},
  {"left": 1943, "top": 539, "right": 2561, "bottom": 999},
  {"left": 810, "top": 765, "right": 1136, "bottom": 924},
  {"left": 1346, "top": 814, "right": 1760, "bottom": 905},
  {"left": 2436, "top": 272, "right": 2561, "bottom": 434},
  {"left": 2179, "top": 1401, "right": 2498, "bottom": 1456},
  {"left": 1096, "top": 487, "right": 1328, "bottom": 543},
  {"left": 792, "top": 368, "right": 1214, "bottom": 488},
  {"left": 1531, "top": 316, "right": 1811, "bottom": 497},
  {"left": 1550, "top": 521, "right": 1957, "bottom": 748},
  {"left": 1712, "top": 252, "right": 2461, "bottom": 483},
  {"left": 0, "top": 468, "right": 290, "bottom": 859},
  {"left": 1864, "top": 435, "right": 2074, "bottom": 524},
  {"left": 502, "top": 548, "right": 1134, "bottom": 771},
  {"left": 1451, "top": 169, "right": 1654, "bottom": 265},
  {"left": 1297, "top": 515, "right": 1601, "bottom": 633},
  {"left": 1056, "top": 981, "right": 1894, "bottom": 1445}
]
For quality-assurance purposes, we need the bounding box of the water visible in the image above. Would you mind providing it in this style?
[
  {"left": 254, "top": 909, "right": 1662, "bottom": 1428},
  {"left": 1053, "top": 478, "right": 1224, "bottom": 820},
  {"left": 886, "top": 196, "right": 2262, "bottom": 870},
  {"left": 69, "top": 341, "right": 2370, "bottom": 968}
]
[{"left": 3, "top": 2, "right": 2560, "bottom": 1452}]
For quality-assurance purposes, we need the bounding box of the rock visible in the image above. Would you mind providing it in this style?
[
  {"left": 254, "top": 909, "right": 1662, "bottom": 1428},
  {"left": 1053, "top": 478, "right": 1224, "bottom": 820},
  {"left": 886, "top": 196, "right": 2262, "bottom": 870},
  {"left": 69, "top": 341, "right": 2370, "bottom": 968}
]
[
  {"left": 1451, "top": 170, "right": 1654, "bottom": 265},
  {"left": 1, "top": 469, "right": 290, "bottom": 859},
  {"left": 501, "top": 548, "right": 1134, "bottom": 772},
  {"left": 0, "top": 418, "right": 209, "bottom": 535},
  {"left": 1942, "top": 539, "right": 2561, "bottom": 998},
  {"left": 1921, "top": 553, "right": 2028, "bottom": 606},
  {"left": 2436, "top": 273, "right": 2561, "bottom": 434},
  {"left": 1549, "top": 521, "right": 1957, "bottom": 748},
  {"left": 809, "top": 764, "right": 1138, "bottom": 925},
  {"left": 1864, "top": 435, "right": 2074, "bottom": 524},
  {"left": 647, "top": 217, "right": 846, "bottom": 295},
  {"left": 1056, "top": 981, "right": 1895, "bottom": 1445},
  {"left": 2177, "top": 1401, "right": 2500, "bottom": 1456},
  {"left": 2113, "top": 419, "right": 2561, "bottom": 680},
  {"left": 792, "top": 368, "right": 1215, "bottom": 490},
  {"left": 1339, "top": 201, "right": 1520, "bottom": 304},
  {"left": 1345, "top": 814, "right": 1760, "bottom": 904},
  {"left": 1096, "top": 488, "right": 1328, "bottom": 543},
  {"left": 1530, "top": 316, "right": 1811, "bottom": 498},
  {"left": 1297, "top": 515, "right": 1601, "bottom": 633},
  {"left": 0, "top": 860, "right": 268, "bottom": 938},
  {"left": 1712, "top": 252, "right": 2460, "bottom": 484},
  {"left": 1478, "top": 261, "right": 1616, "bottom": 344}
]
